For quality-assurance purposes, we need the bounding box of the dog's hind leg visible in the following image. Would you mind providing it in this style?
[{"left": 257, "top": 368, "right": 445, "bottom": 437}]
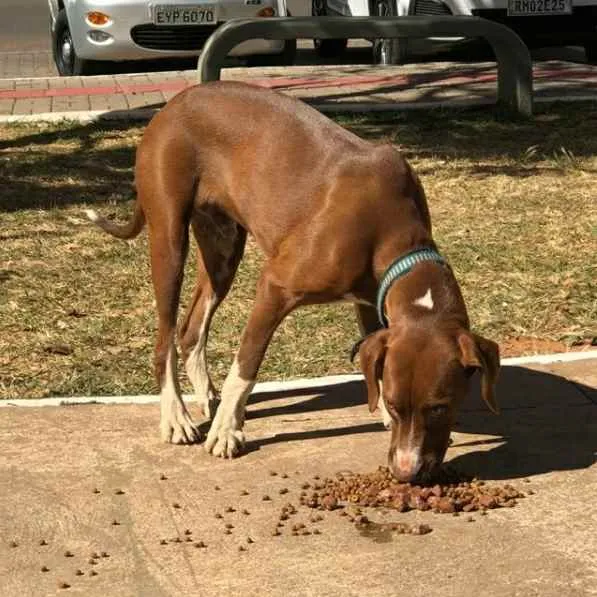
[{"left": 179, "top": 207, "right": 246, "bottom": 420}]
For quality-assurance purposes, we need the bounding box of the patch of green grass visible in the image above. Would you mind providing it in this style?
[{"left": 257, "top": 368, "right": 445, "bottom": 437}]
[{"left": 1, "top": 104, "right": 595, "bottom": 399}]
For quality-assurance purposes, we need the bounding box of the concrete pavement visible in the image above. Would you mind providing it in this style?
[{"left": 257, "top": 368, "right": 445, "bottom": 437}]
[{"left": 1, "top": 357, "right": 595, "bottom": 597}]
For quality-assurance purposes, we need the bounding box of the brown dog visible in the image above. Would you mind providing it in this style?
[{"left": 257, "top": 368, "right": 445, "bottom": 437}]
[{"left": 87, "top": 81, "right": 499, "bottom": 481}]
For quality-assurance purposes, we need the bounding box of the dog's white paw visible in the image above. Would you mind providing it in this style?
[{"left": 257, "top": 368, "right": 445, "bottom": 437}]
[
  {"left": 160, "top": 410, "right": 202, "bottom": 444},
  {"left": 205, "top": 419, "right": 245, "bottom": 458},
  {"left": 379, "top": 399, "right": 393, "bottom": 430}
]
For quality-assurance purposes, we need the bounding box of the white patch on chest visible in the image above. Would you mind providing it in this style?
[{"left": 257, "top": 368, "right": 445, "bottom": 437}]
[{"left": 413, "top": 288, "right": 434, "bottom": 310}]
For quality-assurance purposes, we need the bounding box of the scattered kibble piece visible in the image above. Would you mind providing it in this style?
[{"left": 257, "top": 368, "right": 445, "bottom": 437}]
[
  {"left": 41, "top": 566, "right": 49, "bottom": 572},
  {"left": 92, "top": 488, "right": 100, "bottom": 494},
  {"left": 111, "top": 520, "right": 120, "bottom": 526},
  {"left": 88, "top": 559, "right": 97, "bottom": 566},
  {"left": 269, "top": 471, "right": 278, "bottom": 477},
  {"left": 247, "top": 537, "right": 254, "bottom": 544},
  {"left": 240, "top": 490, "right": 249, "bottom": 496},
  {"left": 100, "top": 551, "right": 109, "bottom": 558},
  {"left": 160, "top": 474, "right": 168, "bottom": 481},
  {"left": 58, "top": 581, "right": 70, "bottom": 589},
  {"left": 279, "top": 488, "right": 289, "bottom": 495},
  {"left": 225, "top": 523, "right": 234, "bottom": 529},
  {"left": 194, "top": 541, "right": 207, "bottom": 548},
  {"left": 114, "top": 489, "right": 125, "bottom": 495},
  {"left": 242, "top": 509, "right": 250, "bottom": 516},
  {"left": 225, "top": 506, "right": 236, "bottom": 513},
  {"left": 214, "top": 486, "right": 221, "bottom": 491},
  {"left": 90, "top": 570, "right": 98, "bottom": 577},
  {"left": 39, "top": 539, "right": 48, "bottom": 546},
  {"left": 224, "top": 529, "right": 232, "bottom": 535},
  {"left": 10, "top": 541, "right": 18, "bottom": 548},
  {"left": 75, "top": 570, "right": 84, "bottom": 576},
  {"left": 64, "top": 551, "right": 74, "bottom": 558},
  {"left": 172, "top": 503, "right": 181, "bottom": 509},
  {"left": 184, "top": 529, "right": 192, "bottom": 536},
  {"left": 262, "top": 495, "right": 271, "bottom": 501},
  {"left": 160, "top": 539, "right": 168, "bottom": 545}
]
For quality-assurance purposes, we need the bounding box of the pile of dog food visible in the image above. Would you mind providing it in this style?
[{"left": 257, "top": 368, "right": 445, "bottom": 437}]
[{"left": 299, "top": 467, "right": 528, "bottom": 514}]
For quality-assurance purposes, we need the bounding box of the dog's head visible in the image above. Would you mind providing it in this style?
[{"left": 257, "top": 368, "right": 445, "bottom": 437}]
[{"left": 356, "top": 324, "right": 500, "bottom": 482}]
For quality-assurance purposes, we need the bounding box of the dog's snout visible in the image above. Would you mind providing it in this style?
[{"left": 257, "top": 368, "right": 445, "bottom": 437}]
[{"left": 390, "top": 449, "right": 422, "bottom": 482}]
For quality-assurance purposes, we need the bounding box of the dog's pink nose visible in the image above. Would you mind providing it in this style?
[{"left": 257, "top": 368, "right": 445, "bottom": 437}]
[{"left": 391, "top": 451, "right": 422, "bottom": 482}]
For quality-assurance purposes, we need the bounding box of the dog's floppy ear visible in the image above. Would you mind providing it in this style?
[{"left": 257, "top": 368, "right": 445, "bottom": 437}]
[
  {"left": 458, "top": 331, "right": 501, "bottom": 414},
  {"left": 355, "top": 330, "right": 390, "bottom": 413}
]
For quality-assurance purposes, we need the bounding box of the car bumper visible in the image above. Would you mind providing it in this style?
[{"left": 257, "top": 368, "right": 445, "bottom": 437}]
[{"left": 63, "top": 0, "right": 285, "bottom": 61}]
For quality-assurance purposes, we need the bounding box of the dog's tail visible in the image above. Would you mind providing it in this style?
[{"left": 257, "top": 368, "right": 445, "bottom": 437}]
[{"left": 84, "top": 204, "right": 145, "bottom": 240}]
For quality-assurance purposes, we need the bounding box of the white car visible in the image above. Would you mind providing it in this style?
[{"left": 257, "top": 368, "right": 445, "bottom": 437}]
[
  {"left": 48, "top": 0, "right": 296, "bottom": 75},
  {"left": 312, "top": 0, "right": 597, "bottom": 64}
]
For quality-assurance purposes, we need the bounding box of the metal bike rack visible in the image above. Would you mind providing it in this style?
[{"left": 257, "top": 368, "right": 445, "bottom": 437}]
[{"left": 197, "top": 16, "right": 533, "bottom": 117}]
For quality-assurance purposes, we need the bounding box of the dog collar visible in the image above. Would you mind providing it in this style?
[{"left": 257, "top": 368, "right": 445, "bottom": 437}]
[{"left": 376, "top": 248, "right": 446, "bottom": 327}]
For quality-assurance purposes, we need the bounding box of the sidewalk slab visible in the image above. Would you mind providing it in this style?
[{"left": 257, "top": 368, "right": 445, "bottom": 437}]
[
  {"left": 1, "top": 362, "right": 595, "bottom": 597},
  {"left": 0, "top": 60, "right": 596, "bottom": 120}
]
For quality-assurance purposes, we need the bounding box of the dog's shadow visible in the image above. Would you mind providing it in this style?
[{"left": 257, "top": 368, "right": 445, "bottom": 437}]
[{"left": 238, "top": 366, "right": 596, "bottom": 481}]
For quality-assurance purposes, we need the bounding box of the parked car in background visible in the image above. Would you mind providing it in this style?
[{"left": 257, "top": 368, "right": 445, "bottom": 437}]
[
  {"left": 312, "top": 0, "right": 597, "bottom": 65},
  {"left": 48, "top": 0, "right": 296, "bottom": 75}
]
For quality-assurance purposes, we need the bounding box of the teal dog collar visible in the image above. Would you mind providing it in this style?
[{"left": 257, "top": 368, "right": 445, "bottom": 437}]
[{"left": 376, "top": 248, "right": 446, "bottom": 327}]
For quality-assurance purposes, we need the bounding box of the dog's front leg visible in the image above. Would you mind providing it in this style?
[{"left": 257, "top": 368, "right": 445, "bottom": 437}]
[{"left": 205, "top": 271, "right": 298, "bottom": 458}]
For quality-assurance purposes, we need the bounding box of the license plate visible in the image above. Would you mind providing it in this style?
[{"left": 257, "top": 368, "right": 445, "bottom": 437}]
[
  {"left": 153, "top": 5, "right": 217, "bottom": 25},
  {"left": 507, "top": 0, "right": 572, "bottom": 16}
]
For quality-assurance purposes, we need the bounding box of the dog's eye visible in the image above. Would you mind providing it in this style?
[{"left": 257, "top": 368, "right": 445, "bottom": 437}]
[{"left": 429, "top": 404, "right": 448, "bottom": 417}]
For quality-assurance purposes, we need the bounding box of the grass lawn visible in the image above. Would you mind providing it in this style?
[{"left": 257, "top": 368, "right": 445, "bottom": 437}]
[{"left": 0, "top": 103, "right": 596, "bottom": 399}]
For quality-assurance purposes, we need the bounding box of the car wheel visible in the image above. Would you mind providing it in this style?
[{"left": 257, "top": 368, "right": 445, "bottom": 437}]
[
  {"left": 53, "top": 9, "right": 104, "bottom": 76},
  {"left": 371, "top": 0, "right": 407, "bottom": 65},
  {"left": 584, "top": 40, "right": 597, "bottom": 65},
  {"left": 312, "top": 0, "right": 348, "bottom": 58}
]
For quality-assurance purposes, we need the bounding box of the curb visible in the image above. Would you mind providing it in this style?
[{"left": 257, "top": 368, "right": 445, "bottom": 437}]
[{"left": 1, "top": 350, "right": 595, "bottom": 408}]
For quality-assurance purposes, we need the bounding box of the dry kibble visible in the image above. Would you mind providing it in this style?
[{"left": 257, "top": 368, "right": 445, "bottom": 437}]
[
  {"left": 262, "top": 495, "right": 271, "bottom": 501},
  {"left": 224, "top": 529, "right": 232, "bottom": 535},
  {"left": 159, "top": 539, "right": 168, "bottom": 545},
  {"left": 281, "top": 474, "right": 289, "bottom": 479},
  {"left": 41, "top": 566, "right": 49, "bottom": 572},
  {"left": 194, "top": 541, "right": 207, "bottom": 548},
  {"left": 58, "top": 581, "right": 70, "bottom": 589},
  {"left": 64, "top": 550, "right": 74, "bottom": 558},
  {"left": 313, "top": 528, "right": 321, "bottom": 535},
  {"left": 88, "top": 559, "right": 97, "bottom": 565},
  {"left": 75, "top": 570, "right": 84, "bottom": 576},
  {"left": 172, "top": 502, "right": 181, "bottom": 509},
  {"left": 240, "top": 490, "right": 249, "bottom": 496},
  {"left": 111, "top": 520, "right": 120, "bottom": 526},
  {"left": 271, "top": 530, "right": 281, "bottom": 536},
  {"left": 225, "top": 523, "right": 234, "bottom": 529},
  {"left": 92, "top": 488, "right": 100, "bottom": 494},
  {"left": 225, "top": 506, "right": 236, "bottom": 513},
  {"left": 242, "top": 509, "right": 250, "bottom": 515},
  {"left": 39, "top": 539, "right": 48, "bottom": 546},
  {"left": 247, "top": 537, "right": 254, "bottom": 544},
  {"left": 90, "top": 552, "right": 99, "bottom": 559},
  {"left": 160, "top": 474, "right": 168, "bottom": 481},
  {"left": 184, "top": 529, "right": 192, "bottom": 535},
  {"left": 101, "top": 551, "right": 109, "bottom": 558},
  {"left": 114, "top": 489, "right": 125, "bottom": 495},
  {"left": 185, "top": 537, "right": 193, "bottom": 543},
  {"left": 89, "top": 570, "right": 98, "bottom": 577},
  {"left": 214, "top": 485, "right": 221, "bottom": 491},
  {"left": 269, "top": 471, "right": 278, "bottom": 477},
  {"left": 279, "top": 488, "right": 289, "bottom": 495},
  {"left": 10, "top": 541, "right": 18, "bottom": 548},
  {"left": 215, "top": 513, "right": 223, "bottom": 519},
  {"left": 238, "top": 545, "right": 246, "bottom": 552}
]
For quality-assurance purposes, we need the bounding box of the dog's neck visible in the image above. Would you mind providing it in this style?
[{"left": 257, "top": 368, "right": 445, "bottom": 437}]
[{"left": 374, "top": 246, "right": 470, "bottom": 329}]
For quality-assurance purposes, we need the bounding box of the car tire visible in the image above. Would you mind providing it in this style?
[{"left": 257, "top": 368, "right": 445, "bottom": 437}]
[
  {"left": 312, "top": 0, "right": 348, "bottom": 58},
  {"left": 584, "top": 40, "right": 597, "bottom": 65},
  {"left": 371, "top": 0, "right": 407, "bottom": 66},
  {"left": 53, "top": 9, "right": 105, "bottom": 76}
]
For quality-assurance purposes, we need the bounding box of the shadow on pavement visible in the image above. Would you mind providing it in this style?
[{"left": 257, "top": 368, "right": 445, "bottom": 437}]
[{"left": 246, "top": 366, "right": 596, "bottom": 481}]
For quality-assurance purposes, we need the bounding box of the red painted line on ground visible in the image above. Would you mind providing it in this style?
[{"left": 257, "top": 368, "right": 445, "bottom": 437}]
[{"left": 1, "top": 66, "right": 595, "bottom": 101}]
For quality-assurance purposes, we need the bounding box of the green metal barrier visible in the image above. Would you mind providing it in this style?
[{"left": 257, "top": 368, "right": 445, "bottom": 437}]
[{"left": 197, "top": 16, "right": 533, "bottom": 117}]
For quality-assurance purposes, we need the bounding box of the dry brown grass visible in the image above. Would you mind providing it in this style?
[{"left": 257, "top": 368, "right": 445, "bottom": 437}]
[{"left": 1, "top": 104, "right": 595, "bottom": 399}]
